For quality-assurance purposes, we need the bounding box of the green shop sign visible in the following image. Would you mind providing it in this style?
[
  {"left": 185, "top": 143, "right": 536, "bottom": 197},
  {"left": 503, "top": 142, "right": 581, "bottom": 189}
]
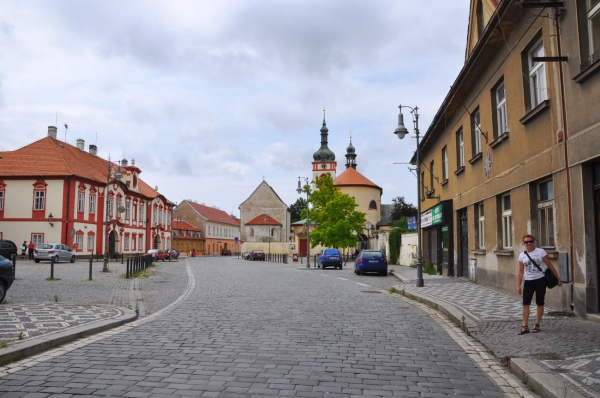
[{"left": 421, "top": 204, "right": 443, "bottom": 228}]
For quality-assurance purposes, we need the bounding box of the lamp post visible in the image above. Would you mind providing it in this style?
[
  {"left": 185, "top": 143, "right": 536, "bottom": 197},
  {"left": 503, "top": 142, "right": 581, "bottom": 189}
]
[
  {"left": 103, "top": 159, "right": 122, "bottom": 272},
  {"left": 264, "top": 213, "right": 271, "bottom": 261},
  {"left": 394, "top": 104, "right": 424, "bottom": 287},
  {"left": 296, "top": 177, "right": 311, "bottom": 268}
]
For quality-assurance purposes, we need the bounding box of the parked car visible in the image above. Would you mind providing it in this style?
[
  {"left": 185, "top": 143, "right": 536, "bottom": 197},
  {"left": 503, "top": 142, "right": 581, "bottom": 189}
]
[
  {"left": 34, "top": 243, "right": 76, "bottom": 263},
  {"left": 0, "top": 240, "right": 17, "bottom": 260},
  {"left": 249, "top": 250, "right": 265, "bottom": 261},
  {"left": 0, "top": 254, "right": 15, "bottom": 303},
  {"left": 144, "top": 249, "right": 168, "bottom": 262},
  {"left": 355, "top": 250, "right": 388, "bottom": 276},
  {"left": 317, "top": 248, "right": 343, "bottom": 269},
  {"left": 243, "top": 251, "right": 253, "bottom": 260},
  {"left": 166, "top": 249, "right": 180, "bottom": 260},
  {"left": 221, "top": 248, "right": 232, "bottom": 256}
]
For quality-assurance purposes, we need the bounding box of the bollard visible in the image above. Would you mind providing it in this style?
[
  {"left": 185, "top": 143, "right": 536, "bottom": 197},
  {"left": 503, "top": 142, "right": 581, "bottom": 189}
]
[
  {"left": 11, "top": 254, "right": 16, "bottom": 278},
  {"left": 50, "top": 256, "right": 55, "bottom": 279},
  {"left": 89, "top": 255, "right": 93, "bottom": 281},
  {"left": 126, "top": 258, "right": 130, "bottom": 279}
]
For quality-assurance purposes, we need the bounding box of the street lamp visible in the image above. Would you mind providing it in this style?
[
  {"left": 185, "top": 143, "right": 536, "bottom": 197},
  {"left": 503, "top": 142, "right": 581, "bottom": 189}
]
[
  {"left": 394, "top": 104, "right": 424, "bottom": 288},
  {"left": 103, "top": 158, "right": 122, "bottom": 272},
  {"left": 296, "top": 177, "right": 311, "bottom": 268},
  {"left": 264, "top": 213, "right": 271, "bottom": 261}
]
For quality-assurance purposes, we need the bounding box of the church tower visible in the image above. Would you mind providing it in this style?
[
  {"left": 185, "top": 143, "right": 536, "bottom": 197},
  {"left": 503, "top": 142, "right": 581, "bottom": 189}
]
[
  {"left": 345, "top": 132, "right": 357, "bottom": 170},
  {"left": 311, "top": 110, "right": 337, "bottom": 181}
]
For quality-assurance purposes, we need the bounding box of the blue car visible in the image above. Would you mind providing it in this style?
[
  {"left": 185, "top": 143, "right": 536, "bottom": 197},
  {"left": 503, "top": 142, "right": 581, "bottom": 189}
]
[
  {"left": 355, "top": 250, "right": 388, "bottom": 276},
  {"left": 0, "top": 254, "right": 15, "bottom": 303},
  {"left": 317, "top": 248, "right": 342, "bottom": 269}
]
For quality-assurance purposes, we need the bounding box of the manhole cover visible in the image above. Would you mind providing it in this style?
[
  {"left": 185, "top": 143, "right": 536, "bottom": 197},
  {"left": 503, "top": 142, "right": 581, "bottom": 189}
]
[
  {"left": 532, "top": 353, "right": 564, "bottom": 361},
  {"left": 361, "top": 291, "right": 382, "bottom": 294}
]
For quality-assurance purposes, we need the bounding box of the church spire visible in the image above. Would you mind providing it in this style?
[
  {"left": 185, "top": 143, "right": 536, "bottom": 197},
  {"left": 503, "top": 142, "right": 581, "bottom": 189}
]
[
  {"left": 312, "top": 107, "right": 335, "bottom": 161},
  {"left": 345, "top": 130, "right": 357, "bottom": 170}
]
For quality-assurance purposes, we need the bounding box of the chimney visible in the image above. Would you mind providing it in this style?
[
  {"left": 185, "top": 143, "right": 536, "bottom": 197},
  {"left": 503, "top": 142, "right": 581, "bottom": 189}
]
[
  {"left": 121, "top": 158, "right": 128, "bottom": 167},
  {"left": 76, "top": 139, "right": 85, "bottom": 151},
  {"left": 89, "top": 144, "right": 97, "bottom": 156},
  {"left": 48, "top": 126, "right": 57, "bottom": 139}
]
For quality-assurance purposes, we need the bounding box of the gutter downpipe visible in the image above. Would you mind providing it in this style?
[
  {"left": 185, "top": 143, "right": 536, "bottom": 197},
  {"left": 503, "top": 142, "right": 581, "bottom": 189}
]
[{"left": 555, "top": 11, "right": 575, "bottom": 312}]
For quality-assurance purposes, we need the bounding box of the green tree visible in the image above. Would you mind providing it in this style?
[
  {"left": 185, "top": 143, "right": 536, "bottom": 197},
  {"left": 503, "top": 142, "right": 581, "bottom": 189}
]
[
  {"left": 388, "top": 217, "right": 410, "bottom": 265},
  {"left": 308, "top": 174, "right": 366, "bottom": 249},
  {"left": 289, "top": 197, "right": 307, "bottom": 223},
  {"left": 390, "top": 196, "right": 417, "bottom": 222}
]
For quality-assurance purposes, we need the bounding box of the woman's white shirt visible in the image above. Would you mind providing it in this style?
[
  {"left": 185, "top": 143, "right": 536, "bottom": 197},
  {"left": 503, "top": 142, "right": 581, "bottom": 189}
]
[{"left": 519, "top": 247, "right": 548, "bottom": 281}]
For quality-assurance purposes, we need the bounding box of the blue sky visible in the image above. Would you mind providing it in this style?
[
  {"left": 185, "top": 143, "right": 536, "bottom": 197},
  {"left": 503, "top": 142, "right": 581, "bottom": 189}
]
[{"left": 0, "top": 0, "right": 470, "bottom": 215}]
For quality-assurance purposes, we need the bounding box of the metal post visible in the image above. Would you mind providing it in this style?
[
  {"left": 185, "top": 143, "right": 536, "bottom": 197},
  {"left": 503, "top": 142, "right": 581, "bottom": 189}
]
[
  {"left": 414, "top": 109, "right": 424, "bottom": 287},
  {"left": 50, "top": 256, "right": 55, "bottom": 279},
  {"left": 306, "top": 189, "right": 311, "bottom": 268},
  {"left": 89, "top": 255, "right": 93, "bottom": 281}
]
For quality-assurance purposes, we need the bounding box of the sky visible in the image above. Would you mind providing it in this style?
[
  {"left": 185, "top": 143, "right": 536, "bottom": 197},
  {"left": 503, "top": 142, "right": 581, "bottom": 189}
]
[{"left": 0, "top": 0, "right": 471, "bottom": 216}]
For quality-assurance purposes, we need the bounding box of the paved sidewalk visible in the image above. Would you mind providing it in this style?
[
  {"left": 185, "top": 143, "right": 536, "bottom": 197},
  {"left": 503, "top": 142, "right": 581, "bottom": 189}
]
[{"left": 391, "top": 265, "right": 600, "bottom": 398}]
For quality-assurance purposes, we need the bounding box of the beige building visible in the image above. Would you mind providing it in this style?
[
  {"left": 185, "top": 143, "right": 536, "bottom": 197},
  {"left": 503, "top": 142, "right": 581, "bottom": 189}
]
[
  {"left": 412, "top": 0, "right": 600, "bottom": 318},
  {"left": 239, "top": 180, "right": 291, "bottom": 255}
]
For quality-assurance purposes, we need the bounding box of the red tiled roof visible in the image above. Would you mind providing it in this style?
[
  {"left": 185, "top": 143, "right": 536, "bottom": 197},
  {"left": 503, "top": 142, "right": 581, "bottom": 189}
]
[
  {"left": 185, "top": 201, "right": 240, "bottom": 226},
  {"left": 0, "top": 136, "right": 166, "bottom": 200},
  {"left": 245, "top": 213, "right": 282, "bottom": 226},
  {"left": 173, "top": 220, "right": 200, "bottom": 231},
  {"left": 333, "top": 167, "right": 382, "bottom": 193}
]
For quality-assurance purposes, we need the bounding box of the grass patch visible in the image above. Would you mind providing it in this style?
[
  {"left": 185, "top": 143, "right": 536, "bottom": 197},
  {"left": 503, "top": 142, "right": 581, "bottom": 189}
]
[
  {"left": 0, "top": 355, "right": 24, "bottom": 367},
  {"left": 45, "top": 277, "right": 61, "bottom": 281},
  {"left": 389, "top": 287, "right": 397, "bottom": 293},
  {"left": 0, "top": 340, "right": 9, "bottom": 348}
]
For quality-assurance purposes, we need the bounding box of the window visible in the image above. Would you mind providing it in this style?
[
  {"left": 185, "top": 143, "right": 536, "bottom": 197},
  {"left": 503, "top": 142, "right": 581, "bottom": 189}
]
[
  {"left": 501, "top": 193, "right": 513, "bottom": 248},
  {"left": 250, "top": 228, "right": 254, "bottom": 237},
  {"left": 32, "top": 234, "right": 43, "bottom": 246},
  {"left": 584, "top": 0, "right": 600, "bottom": 67},
  {"left": 88, "top": 235, "right": 95, "bottom": 251},
  {"left": 126, "top": 203, "right": 131, "bottom": 220},
  {"left": 138, "top": 236, "right": 143, "bottom": 251},
  {"left": 493, "top": 80, "right": 508, "bottom": 138},
  {"left": 528, "top": 39, "right": 547, "bottom": 108},
  {"left": 76, "top": 234, "right": 83, "bottom": 251},
  {"left": 442, "top": 146, "right": 448, "bottom": 181},
  {"left": 456, "top": 129, "right": 464, "bottom": 168},
  {"left": 77, "top": 192, "right": 85, "bottom": 212},
  {"left": 132, "top": 234, "right": 137, "bottom": 251},
  {"left": 0, "top": 190, "right": 4, "bottom": 210},
  {"left": 369, "top": 200, "right": 377, "bottom": 210},
  {"left": 107, "top": 199, "right": 113, "bottom": 218},
  {"left": 472, "top": 108, "right": 482, "bottom": 155},
  {"left": 271, "top": 228, "right": 274, "bottom": 237},
  {"left": 34, "top": 190, "right": 45, "bottom": 210},
  {"left": 89, "top": 195, "right": 96, "bottom": 214},
  {"left": 153, "top": 207, "right": 157, "bottom": 223},
  {"left": 429, "top": 160, "right": 435, "bottom": 192},
  {"left": 139, "top": 204, "right": 144, "bottom": 222},
  {"left": 538, "top": 180, "right": 555, "bottom": 248},
  {"left": 421, "top": 171, "right": 425, "bottom": 199},
  {"left": 477, "top": 202, "right": 485, "bottom": 249},
  {"left": 124, "top": 236, "right": 130, "bottom": 251}
]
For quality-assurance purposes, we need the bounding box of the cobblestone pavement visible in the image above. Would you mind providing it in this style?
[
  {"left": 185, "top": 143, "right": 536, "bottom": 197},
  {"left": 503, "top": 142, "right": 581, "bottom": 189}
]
[
  {"left": 0, "top": 257, "right": 535, "bottom": 397},
  {"left": 391, "top": 265, "right": 600, "bottom": 398},
  {"left": 0, "top": 258, "right": 188, "bottom": 345}
]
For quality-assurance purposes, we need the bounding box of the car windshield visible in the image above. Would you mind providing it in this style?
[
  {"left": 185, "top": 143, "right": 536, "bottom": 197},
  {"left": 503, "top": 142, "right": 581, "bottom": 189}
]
[{"left": 362, "top": 251, "right": 384, "bottom": 259}]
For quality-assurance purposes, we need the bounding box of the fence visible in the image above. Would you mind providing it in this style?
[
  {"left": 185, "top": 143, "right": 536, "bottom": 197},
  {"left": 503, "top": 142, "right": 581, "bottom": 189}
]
[
  {"left": 265, "top": 253, "right": 288, "bottom": 264},
  {"left": 125, "top": 254, "right": 153, "bottom": 279}
]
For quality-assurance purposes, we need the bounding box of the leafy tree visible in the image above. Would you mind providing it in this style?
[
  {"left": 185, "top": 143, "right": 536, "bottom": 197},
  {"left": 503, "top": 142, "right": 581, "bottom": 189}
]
[
  {"left": 390, "top": 196, "right": 417, "bottom": 222},
  {"left": 289, "top": 197, "right": 307, "bottom": 223},
  {"left": 388, "top": 217, "right": 410, "bottom": 265},
  {"left": 308, "top": 174, "right": 366, "bottom": 250}
]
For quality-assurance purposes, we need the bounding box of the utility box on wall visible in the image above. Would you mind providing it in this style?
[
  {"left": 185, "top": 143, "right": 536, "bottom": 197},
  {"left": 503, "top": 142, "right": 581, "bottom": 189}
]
[
  {"left": 558, "top": 252, "right": 569, "bottom": 282},
  {"left": 469, "top": 259, "right": 476, "bottom": 282}
]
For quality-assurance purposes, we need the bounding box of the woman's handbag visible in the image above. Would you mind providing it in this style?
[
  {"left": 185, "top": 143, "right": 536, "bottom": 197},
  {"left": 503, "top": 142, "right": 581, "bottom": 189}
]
[{"left": 524, "top": 251, "right": 559, "bottom": 289}]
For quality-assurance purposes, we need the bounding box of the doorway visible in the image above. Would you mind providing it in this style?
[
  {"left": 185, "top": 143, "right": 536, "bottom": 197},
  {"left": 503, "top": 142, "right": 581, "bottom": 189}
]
[
  {"left": 109, "top": 231, "right": 116, "bottom": 259},
  {"left": 594, "top": 188, "right": 600, "bottom": 310},
  {"left": 459, "top": 209, "right": 468, "bottom": 278},
  {"left": 300, "top": 239, "right": 307, "bottom": 256}
]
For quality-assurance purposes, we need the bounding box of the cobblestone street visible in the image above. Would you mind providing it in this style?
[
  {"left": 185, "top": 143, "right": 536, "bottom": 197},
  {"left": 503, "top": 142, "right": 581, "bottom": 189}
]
[{"left": 0, "top": 257, "right": 532, "bottom": 397}]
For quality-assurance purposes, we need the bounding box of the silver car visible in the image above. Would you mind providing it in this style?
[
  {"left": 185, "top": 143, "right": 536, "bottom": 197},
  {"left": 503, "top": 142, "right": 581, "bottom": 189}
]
[{"left": 34, "top": 244, "right": 76, "bottom": 263}]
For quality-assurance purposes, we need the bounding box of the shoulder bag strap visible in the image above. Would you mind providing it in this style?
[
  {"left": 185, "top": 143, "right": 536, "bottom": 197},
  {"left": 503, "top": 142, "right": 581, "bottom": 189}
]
[{"left": 524, "top": 251, "right": 543, "bottom": 272}]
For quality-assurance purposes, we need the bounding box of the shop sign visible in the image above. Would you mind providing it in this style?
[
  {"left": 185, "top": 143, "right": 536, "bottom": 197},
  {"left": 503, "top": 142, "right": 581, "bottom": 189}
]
[
  {"left": 421, "top": 209, "right": 433, "bottom": 228},
  {"left": 432, "top": 204, "right": 443, "bottom": 225},
  {"left": 407, "top": 216, "right": 416, "bottom": 231}
]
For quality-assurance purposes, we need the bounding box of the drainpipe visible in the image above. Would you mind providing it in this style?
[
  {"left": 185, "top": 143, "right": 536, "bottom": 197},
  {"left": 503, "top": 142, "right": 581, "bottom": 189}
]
[{"left": 555, "top": 10, "right": 575, "bottom": 311}]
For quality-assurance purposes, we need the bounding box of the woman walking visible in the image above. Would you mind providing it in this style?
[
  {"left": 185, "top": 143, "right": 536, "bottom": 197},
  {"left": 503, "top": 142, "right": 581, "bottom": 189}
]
[{"left": 517, "top": 234, "right": 562, "bottom": 335}]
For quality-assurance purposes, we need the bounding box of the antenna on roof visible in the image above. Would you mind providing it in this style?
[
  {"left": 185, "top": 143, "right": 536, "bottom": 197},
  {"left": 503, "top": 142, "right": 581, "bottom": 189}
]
[{"left": 64, "top": 123, "right": 68, "bottom": 142}]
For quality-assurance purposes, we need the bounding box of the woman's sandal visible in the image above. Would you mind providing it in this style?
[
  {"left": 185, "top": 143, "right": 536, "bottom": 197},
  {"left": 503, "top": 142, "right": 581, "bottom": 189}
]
[
  {"left": 518, "top": 325, "right": 530, "bottom": 335},
  {"left": 532, "top": 324, "right": 540, "bottom": 333}
]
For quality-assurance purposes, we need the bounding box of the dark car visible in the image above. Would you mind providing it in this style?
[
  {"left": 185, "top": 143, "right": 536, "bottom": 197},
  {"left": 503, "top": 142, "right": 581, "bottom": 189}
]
[
  {"left": 317, "top": 248, "right": 343, "bottom": 269},
  {"left": 355, "top": 250, "right": 388, "bottom": 276},
  {"left": 0, "top": 254, "right": 15, "bottom": 303},
  {"left": 221, "top": 248, "right": 232, "bottom": 256},
  {"left": 250, "top": 250, "right": 265, "bottom": 261},
  {"left": 0, "top": 240, "right": 17, "bottom": 260},
  {"left": 166, "top": 249, "right": 180, "bottom": 260}
]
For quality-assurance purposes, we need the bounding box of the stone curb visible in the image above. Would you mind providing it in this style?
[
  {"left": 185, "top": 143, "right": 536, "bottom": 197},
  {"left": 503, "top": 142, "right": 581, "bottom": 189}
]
[
  {"left": 0, "top": 305, "right": 137, "bottom": 365},
  {"left": 391, "top": 271, "right": 587, "bottom": 398}
]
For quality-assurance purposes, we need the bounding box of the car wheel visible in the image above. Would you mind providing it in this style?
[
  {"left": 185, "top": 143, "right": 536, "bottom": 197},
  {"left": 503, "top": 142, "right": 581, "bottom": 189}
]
[
  {"left": 356, "top": 270, "right": 361, "bottom": 275},
  {"left": 34, "top": 259, "right": 40, "bottom": 263},
  {"left": 162, "top": 257, "right": 165, "bottom": 262},
  {"left": 70, "top": 256, "right": 75, "bottom": 263},
  {"left": 0, "top": 280, "right": 6, "bottom": 303},
  {"left": 383, "top": 271, "right": 388, "bottom": 276},
  {"left": 354, "top": 268, "right": 356, "bottom": 274}
]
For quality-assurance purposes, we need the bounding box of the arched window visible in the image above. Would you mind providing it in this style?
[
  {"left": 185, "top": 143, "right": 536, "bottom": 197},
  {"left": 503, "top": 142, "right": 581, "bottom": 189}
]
[
  {"left": 369, "top": 200, "right": 377, "bottom": 210},
  {"left": 250, "top": 228, "right": 254, "bottom": 237},
  {"left": 271, "top": 228, "right": 274, "bottom": 237}
]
